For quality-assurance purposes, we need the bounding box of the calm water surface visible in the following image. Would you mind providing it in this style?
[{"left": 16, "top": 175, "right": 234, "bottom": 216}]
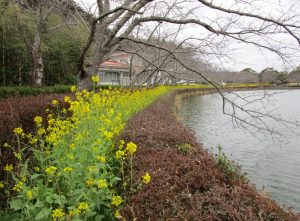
[{"left": 179, "top": 90, "right": 300, "bottom": 211}]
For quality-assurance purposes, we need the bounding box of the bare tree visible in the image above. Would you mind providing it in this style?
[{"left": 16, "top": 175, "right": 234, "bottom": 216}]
[{"left": 77, "top": 0, "right": 300, "bottom": 90}]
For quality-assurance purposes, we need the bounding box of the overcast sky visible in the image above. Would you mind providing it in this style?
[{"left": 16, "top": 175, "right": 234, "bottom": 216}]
[{"left": 74, "top": 0, "right": 300, "bottom": 72}]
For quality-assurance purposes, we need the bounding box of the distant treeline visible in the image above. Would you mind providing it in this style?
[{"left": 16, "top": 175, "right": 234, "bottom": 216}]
[{"left": 188, "top": 67, "right": 300, "bottom": 85}]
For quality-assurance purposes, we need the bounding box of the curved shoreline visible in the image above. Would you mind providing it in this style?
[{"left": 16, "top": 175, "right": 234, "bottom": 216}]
[{"left": 119, "top": 88, "right": 300, "bottom": 220}]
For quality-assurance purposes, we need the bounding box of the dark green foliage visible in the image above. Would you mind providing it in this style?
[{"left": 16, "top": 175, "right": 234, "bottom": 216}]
[
  {"left": 0, "top": 85, "right": 71, "bottom": 98},
  {"left": 0, "top": 1, "right": 86, "bottom": 86}
]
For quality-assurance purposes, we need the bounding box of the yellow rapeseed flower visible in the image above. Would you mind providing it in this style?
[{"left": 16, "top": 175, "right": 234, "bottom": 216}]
[
  {"left": 104, "top": 131, "right": 113, "bottom": 139},
  {"left": 96, "top": 155, "right": 106, "bottom": 163},
  {"left": 67, "top": 154, "right": 74, "bottom": 160},
  {"left": 69, "top": 209, "right": 80, "bottom": 217},
  {"left": 86, "top": 179, "right": 95, "bottom": 187},
  {"left": 52, "top": 100, "right": 59, "bottom": 106},
  {"left": 91, "top": 75, "right": 99, "bottom": 83},
  {"left": 0, "top": 181, "right": 4, "bottom": 188},
  {"left": 45, "top": 166, "right": 57, "bottom": 175},
  {"left": 112, "top": 196, "right": 122, "bottom": 206},
  {"left": 69, "top": 143, "right": 76, "bottom": 150},
  {"left": 115, "top": 150, "right": 125, "bottom": 159},
  {"left": 63, "top": 167, "right": 73, "bottom": 172},
  {"left": 70, "top": 86, "right": 76, "bottom": 92},
  {"left": 13, "top": 127, "right": 23, "bottom": 135},
  {"left": 88, "top": 166, "right": 97, "bottom": 173},
  {"left": 97, "top": 179, "right": 108, "bottom": 189},
  {"left": 4, "top": 164, "right": 13, "bottom": 172},
  {"left": 26, "top": 190, "right": 33, "bottom": 199},
  {"left": 115, "top": 210, "right": 122, "bottom": 219},
  {"left": 77, "top": 202, "right": 89, "bottom": 212},
  {"left": 125, "top": 142, "right": 137, "bottom": 155},
  {"left": 142, "top": 172, "right": 151, "bottom": 184},
  {"left": 34, "top": 116, "right": 43, "bottom": 125},
  {"left": 29, "top": 137, "right": 38, "bottom": 144},
  {"left": 13, "top": 181, "right": 23, "bottom": 192},
  {"left": 37, "top": 128, "right": 46, "bottom": 136},
  {"left": 34, "top": 167, "right": 40, "bottom": 172},
  {"left": 52, "top": 208, "right": 65, "bottom": 220},
  {"left": 64, "top": 96, "right": 71, "bottom": 103}
]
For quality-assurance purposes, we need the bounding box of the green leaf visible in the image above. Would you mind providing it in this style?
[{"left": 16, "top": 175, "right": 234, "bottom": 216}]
[
  {"left": 52, "top": 194, "right": 66, "bottom": 204},
  {"left": 31, "top": 173, "right": 42, "bottom": 180},
  {"left": 10, "top": 199, "right": 23, "bottom": 211},
  {"left": 35, "top": 207, "right": 52, "bottom": 220},
  {"left": 111, "top": 176, "right": 122, "bottom": 183},
  {"left": 45, "top": 196, "right": 53, "bottom": 204},
  {"left": 34, "top": 200, "right": 44, "bottom": 208},
  {"left": 94, "top": 215, "right": 105, "bottom": 220}
]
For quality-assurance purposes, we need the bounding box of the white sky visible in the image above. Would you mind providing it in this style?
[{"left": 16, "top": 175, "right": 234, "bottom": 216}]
[{"left": 74, "top": 0, "right": 300, "bottom": 72}]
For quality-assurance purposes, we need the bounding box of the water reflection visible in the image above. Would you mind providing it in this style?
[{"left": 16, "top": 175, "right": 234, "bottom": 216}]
[{"left": 179, "top": 90, "right": 300, "bottom": 211}]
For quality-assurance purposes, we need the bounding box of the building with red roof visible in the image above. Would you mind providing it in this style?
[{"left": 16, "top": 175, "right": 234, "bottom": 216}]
[{"left": 98, "top": 55, "right": 131, "bottom": 86}]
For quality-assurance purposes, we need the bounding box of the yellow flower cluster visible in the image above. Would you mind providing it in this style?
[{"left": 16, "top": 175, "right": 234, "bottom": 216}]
[
  {"left": 4, "top": 164, "right": 13, "bottom": 172},
  {"left": 34, "top": 116, "right": 43, "bottom": 126},
  {"left": 70, "top": 85, "right": 76, "bottom": 92},
  {"left": 52, "top": 208, "right": 64, "bottom": 220},
  {"left": 115, "top": 142, "right": 138, "bottom": 159},
  {"left": 142, "top": 172, "right": 151, "bottom": 184},
  {"left": 45, "top": 166, "right": 57, "bottom": 175},
  {"left": 77, "top": 202, "right": 89, "bottom": 212},
  {"left": 115, "top": 150, "right": 125, "bottom": 159},
  {"left": 5, "top": 85, "right": 174, "bottom": 219},
  {"left": 112, "top": 196, "right": 122, "bottom": 206},
  {"left": 52, "top": 100, "right": 59, "bottom": 106},
  {"left": 97, "top": 179, "right": 108, "bottom": 189},
  {"left": 13, "top": 127, "right": 24, "bottom": 136},
  {"left": 126, "top": 142, "right": 137, "bottom": 155},
  {"left": 63, "top": 167, "right": 73, "bottom": 172},
  {"left": 91, "top": 75, "right": 99, "bottom": 83},
  {"left": 96, "top": 155, "right": 106, "bottom": 163},
  {"left": 13, "top": 181, "right": 23, "bottom": 192},
  {"left": 26, "top": 190, "right": 33, "bottom": 199},
  {"left": 86, "top": 178, "right": 95, "bottom": 187}
]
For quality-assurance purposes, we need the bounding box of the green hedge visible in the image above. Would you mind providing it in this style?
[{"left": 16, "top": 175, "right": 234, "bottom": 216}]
[{"left": 0, "top": 85, "right": 72, "bottom": 99}]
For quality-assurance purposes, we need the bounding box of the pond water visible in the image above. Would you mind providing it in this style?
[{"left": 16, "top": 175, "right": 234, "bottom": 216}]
[{"left": 179, "top": 90, "right": 300, "bottom": 211}]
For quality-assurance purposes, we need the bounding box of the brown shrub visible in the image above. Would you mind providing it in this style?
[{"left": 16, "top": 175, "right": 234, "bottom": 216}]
[{"left": 0, "top": 93, "right": 71, "bottom": 206}]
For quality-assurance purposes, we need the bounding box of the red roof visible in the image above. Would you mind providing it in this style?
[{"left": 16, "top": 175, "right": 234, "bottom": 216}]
[
  {"left": 100, "top": 59, "right": 129, "bottom": 70},
  {"left": 111, "top": 53, "right": 131, "bottom": 58}
]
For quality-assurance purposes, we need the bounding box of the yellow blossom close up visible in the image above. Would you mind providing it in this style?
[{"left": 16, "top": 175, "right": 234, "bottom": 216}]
[
  {"left": 52, "top": 208, "right": 65, "bottom": 220},
  {"left": 126, "top": 142, "right": 137, "bottom": 155},
  {"left": 112, "top": 196, "right": 122, "bottom": 206},
  {"left": 97, "top": 179, "right": 108, "bottom": 189},
  {"left": 26, "top": 190, "right": 33, "bottom": 199},
  {"left": 91, "top": 75, "right": 99, "bottom": 83},
  {"left": 45, "top": 166, "right": 58, "bottom": 175},
  {"left": 51, "top": 100, "right": 59, "bottom": 106},
  {"left": 142, "top": 172, "right": 151, "bottom": 184},
  {"left": 4, "top": 164, "right": 13, "bottom": 172},
  {"left": 77, "top": 202, "right": 89, "bottom": 212}
]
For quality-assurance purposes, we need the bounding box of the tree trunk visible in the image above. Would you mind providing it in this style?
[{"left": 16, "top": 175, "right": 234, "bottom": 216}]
[
  {"left": 77, "top": 27, "right": 110, "bottom": 90},
  {"left": 30, "top": 3, "right": 44, "bottom": 87}
]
